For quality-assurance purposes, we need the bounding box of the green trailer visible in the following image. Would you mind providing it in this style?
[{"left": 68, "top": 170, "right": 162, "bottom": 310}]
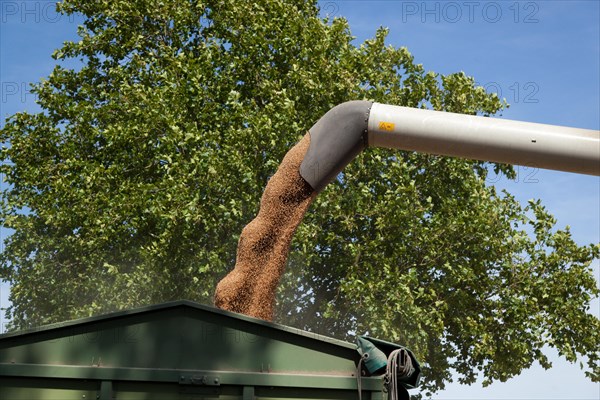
[{"left": 0, "top": 300, "right": 420, "bottom": 399}]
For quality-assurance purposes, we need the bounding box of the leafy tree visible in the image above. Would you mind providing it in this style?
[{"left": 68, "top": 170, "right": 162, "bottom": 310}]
[{"left": 1, "top": 0, "right": 598, "bottom": 395}]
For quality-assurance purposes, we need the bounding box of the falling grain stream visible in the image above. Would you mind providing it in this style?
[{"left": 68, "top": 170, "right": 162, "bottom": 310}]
[{"left": 214, "top": 133, "right": 315, "bottom": 321}]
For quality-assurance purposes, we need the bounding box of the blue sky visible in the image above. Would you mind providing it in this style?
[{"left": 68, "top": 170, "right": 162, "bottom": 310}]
[{"left": 1, "top": 1, "right": 599, "bottom": 399}]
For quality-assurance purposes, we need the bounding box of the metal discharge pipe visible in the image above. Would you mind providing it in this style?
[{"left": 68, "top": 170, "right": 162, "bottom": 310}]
[{"left": 299, "top": 101, "right": 600, "bottom": 192}]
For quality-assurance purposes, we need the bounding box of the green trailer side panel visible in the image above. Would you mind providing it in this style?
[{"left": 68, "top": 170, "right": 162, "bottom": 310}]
[
  {"left": 0, "top": 377, "right": 97, "bottom": 400},
  {"left": 0, "top": 378, "right": 378, "bottom": 400},
  {"left": 0, "top": 301, "right": 356, "bottom": 374},
  {"left": 0, "top": 301, "right": 391, "bottom": 400}
]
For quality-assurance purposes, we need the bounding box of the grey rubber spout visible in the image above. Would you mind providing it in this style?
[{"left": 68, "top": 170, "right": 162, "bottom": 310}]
[
  {"left": 299, "top": 101, "right": 600, "bottom": 192},
  {"left": 299, "top": 101, "right": 373, "bottom": 192}
]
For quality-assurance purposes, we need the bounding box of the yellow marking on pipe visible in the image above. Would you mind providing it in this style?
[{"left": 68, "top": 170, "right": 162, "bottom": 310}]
[{"left": 378, "top": 121, "right": 395, "bottom": 131}]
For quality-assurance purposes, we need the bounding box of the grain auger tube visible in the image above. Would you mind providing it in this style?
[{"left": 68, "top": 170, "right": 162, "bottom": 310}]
[{"left": 299, "top": 101, "right": 600, "bottom": 192}]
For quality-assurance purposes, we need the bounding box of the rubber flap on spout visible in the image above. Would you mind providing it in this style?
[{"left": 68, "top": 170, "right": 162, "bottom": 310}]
[{"left": 299, "top": 100, "right": 373, "bottom": 192}]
